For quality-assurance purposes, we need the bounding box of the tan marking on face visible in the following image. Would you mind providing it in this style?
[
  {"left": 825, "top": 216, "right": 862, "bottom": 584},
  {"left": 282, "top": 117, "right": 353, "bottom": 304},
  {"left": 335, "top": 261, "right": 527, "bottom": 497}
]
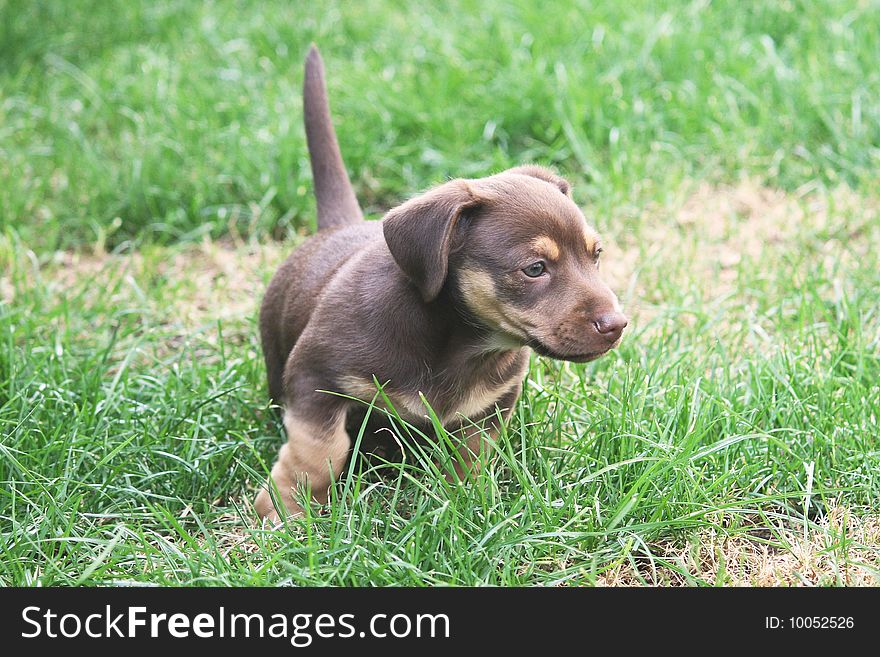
[
  {"left": 458, "top": 269, "right": 529, "bottom": 341},
  {"left": 530, "top": 236, "right": 560, "bottom": 260},
  {"left": 584, "top": 228, "right": 599, "bottom": 253}
]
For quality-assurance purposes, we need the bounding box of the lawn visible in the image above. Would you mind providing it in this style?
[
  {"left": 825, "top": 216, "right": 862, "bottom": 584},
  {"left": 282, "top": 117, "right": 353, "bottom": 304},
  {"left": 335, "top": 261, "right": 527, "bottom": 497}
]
[{"left": 1, "top": 0, "right": 879, "bottom": 586}]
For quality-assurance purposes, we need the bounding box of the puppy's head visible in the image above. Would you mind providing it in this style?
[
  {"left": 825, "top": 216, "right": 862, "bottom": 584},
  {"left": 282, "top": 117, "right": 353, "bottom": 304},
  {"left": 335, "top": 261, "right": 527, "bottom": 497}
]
[{"left": 383, "top": 165, "right": 627, "bottom": 362}]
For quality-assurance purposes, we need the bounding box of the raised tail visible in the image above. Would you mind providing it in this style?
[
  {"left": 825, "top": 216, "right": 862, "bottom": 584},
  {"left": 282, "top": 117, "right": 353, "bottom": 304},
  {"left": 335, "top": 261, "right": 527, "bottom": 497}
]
[{"left": 303, "top": 44, "right": 364, "bottom": 230}]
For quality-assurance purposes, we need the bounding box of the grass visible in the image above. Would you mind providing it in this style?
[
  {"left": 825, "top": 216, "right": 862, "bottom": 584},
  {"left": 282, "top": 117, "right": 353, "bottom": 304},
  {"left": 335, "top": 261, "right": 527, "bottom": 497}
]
[
  {"left": 1, "top": 0, "right": 879, "bottom": 586},
  {"left": 3, "top": 0, "right": 879, "bottom": 249}
]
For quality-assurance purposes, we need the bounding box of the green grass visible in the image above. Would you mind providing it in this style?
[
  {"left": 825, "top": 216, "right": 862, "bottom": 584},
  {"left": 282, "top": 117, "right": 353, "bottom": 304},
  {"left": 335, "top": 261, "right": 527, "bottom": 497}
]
[
  {"left": 3, "top": 0, "right": 879, "bottom": 249},
  {"left": 1, "top": 0, "right": 879, "bottom": 585}
]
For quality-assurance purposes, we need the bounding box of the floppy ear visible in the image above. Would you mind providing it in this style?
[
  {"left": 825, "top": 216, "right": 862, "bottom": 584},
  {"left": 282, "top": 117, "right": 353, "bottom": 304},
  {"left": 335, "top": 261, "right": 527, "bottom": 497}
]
[
  {"left": 504, "top": 165, "right": 571, "bottom": 196},
  {"left": 383, "top": 179, "right": 480, "bottom": 302}
]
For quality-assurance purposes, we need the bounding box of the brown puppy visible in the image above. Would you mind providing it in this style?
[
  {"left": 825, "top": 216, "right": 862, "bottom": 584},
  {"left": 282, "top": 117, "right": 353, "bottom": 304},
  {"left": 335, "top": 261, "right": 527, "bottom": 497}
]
[{"left": 255, "top": 46, "right": 627, "bottom": 521}]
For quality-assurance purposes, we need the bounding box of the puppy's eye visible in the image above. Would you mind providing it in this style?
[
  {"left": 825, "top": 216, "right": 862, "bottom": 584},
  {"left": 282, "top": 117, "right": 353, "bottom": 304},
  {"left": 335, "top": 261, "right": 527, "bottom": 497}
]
[{"left": 522, "top": 261, "right": 546, "bottom": 278}]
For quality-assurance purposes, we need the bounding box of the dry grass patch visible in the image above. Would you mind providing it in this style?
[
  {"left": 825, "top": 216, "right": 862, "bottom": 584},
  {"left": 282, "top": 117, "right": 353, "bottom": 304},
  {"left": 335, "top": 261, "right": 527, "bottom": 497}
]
[
  {"left": 597, "top": 506, "right": 880, "bottom": 587},
  {"left": 46, "top": 239, "right": 290, "bottom": 327},
  {"left": 600, "top": 180, "right": 879, "bottom": 348}
]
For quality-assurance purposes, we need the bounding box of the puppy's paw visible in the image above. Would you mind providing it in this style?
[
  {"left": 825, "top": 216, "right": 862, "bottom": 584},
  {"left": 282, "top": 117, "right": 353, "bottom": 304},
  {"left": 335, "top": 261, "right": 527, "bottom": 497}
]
[{"left": 254, "top": 486, "right": 302, "bottom": 526}]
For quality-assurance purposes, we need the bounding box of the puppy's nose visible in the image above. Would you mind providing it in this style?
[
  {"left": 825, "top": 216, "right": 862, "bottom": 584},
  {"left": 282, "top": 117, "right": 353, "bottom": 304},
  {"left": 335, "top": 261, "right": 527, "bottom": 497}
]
[{"left": 593, "top": 312, "right": 628, "bottom": 341}]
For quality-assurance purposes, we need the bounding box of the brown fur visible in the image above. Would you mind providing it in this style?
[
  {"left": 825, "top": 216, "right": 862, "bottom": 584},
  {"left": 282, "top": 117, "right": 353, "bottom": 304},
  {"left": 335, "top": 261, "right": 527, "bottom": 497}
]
[{"left": 255, "top": 47, "right": 627, "bottom": 522}]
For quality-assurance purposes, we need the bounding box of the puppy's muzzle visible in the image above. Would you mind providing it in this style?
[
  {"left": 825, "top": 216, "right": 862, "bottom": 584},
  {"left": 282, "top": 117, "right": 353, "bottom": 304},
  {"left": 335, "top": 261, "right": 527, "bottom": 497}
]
[{"left": 526, "top": 309, "right": 627, "bottom": 363}]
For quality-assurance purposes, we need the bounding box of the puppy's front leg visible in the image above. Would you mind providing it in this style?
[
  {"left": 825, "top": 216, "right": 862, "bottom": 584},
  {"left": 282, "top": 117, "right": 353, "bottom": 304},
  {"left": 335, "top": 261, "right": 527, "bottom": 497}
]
[
  {"left": 449, "top": 381, "right": 522, "bottom": 481},
  {"left": 255, "top": 402, "right": 351, "bottom": 523}
]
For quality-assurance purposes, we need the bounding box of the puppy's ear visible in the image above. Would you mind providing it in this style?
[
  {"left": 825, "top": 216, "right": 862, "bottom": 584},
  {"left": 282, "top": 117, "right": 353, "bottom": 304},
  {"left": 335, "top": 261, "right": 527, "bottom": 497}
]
[
  {"left": 383, "top": 179, "right": 480, "bottom": 302},
  {"left": 505, "top": 165, "right": 571, "bottom": 196}
]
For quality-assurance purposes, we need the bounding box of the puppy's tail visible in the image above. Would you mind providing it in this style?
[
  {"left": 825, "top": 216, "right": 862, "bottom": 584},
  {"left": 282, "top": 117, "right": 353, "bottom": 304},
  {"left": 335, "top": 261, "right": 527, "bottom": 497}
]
[{"left": 303, "top": 44, "right": 364, "bottom": 230}]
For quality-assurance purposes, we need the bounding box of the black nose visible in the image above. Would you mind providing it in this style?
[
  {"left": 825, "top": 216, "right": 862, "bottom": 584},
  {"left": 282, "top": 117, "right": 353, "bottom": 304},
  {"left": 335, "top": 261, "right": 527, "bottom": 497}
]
[{"left": 593, "top": 312, "right": 628, "bottom": 341}]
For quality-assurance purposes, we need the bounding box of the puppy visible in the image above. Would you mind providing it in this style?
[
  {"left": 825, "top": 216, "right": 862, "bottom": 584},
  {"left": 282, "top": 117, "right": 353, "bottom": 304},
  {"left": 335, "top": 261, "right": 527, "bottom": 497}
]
[{"left": 255, "top": 46, "right": 627, "bottom": 521}]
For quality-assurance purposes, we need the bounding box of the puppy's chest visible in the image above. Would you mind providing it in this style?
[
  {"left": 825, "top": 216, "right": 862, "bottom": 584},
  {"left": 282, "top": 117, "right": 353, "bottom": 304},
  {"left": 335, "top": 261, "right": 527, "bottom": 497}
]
[{"left": 338, "top": 352, "right": 527, "bottom": 426}]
